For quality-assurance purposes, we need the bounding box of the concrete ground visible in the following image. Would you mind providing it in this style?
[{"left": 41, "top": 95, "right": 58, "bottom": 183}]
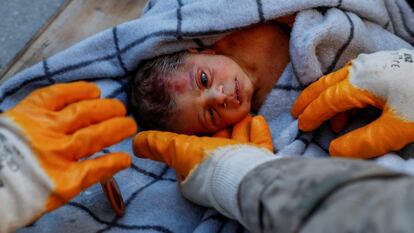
[{"left": 0, "top": 0, "right": 65, "bottom": 72}]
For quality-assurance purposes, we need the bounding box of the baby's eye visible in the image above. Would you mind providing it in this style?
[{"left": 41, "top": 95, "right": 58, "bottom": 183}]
[{"left": 200, "top": 71, "right": 209, "bottom": 88}]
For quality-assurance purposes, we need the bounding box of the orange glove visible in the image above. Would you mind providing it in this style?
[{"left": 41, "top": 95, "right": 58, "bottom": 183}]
[
  {"left": 213, "top": 114, "right": 274, "bottom": 152},
  {"left": 292, "top": 49, "right": 414, "bottom": 158},
  {"left": 133, "top": 114, "right": 273, "bottom": 180},
  {"left": 0, "top": 81, "right": 137, "bottom": 232}
]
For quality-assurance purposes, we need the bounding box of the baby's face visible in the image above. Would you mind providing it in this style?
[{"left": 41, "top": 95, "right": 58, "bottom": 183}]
[{"left": 167, "top": 53, "right": 253, "bottom": 135}]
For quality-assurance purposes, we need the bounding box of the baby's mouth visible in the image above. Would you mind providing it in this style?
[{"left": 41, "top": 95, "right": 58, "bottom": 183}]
[{"left": 235, "top": 77, "right": 242, "bottom": 105}]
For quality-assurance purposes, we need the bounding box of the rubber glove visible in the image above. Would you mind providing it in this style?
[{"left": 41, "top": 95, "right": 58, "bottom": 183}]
[
  {"left": 291, "top": 49, "right": 414, "bottom": 158},
  {"left": 133, "top": 114, "right": 275, "bottom": 220},
  {"left": 0, "top": 81, "right": 137, "bottom": 232},
  {"left": 133, "top": 114, "right": 273, "bottom": 180},
  {"left": 212, "top": 114, "right": 274, "bottom": 152}
]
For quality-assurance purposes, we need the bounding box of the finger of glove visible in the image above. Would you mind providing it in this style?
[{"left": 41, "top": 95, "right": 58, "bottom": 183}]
[
  {"left": 133, "top": 130, "right": 238, "bottom": 178},
  {"left": 329, "top": 111, "right": 351, "bottom": 133},
  {"left": 74, "top": 152, "right": 132, "bottom": 192},
  {"left": 330, "top": 110, "right": 414, "bottom": 158},
  {"left": 133, "top": 131, "right": 206, "bottom": 173},
  {"left": 213, "top": 128, "right": 231, "bottom": 138},
  {"left": 231, "top": 115, "right": 253, "bottom": 142},
  {"left": 298, "top": 79, "right": 381, "bottom": 132},
  {"left": 133, "top": 131, "right": 180, "bottom": 165},
  {"left": 24, "top": 82, "right": 100, "bottom": 111},
  {"left": 69, "top": 117, "right": 137, "bottom": 160},
  {"left": 45, "top": 152, "right": 131, "bottom": 211},
  {"left": 56, "top": 98, "right": 126, "bottom": 134},
  {"left": 291, "top": 64, "right": 350, "bottom": 117},
  {"left": 250, "top": 115, "right": 274, "bottom": 151}
]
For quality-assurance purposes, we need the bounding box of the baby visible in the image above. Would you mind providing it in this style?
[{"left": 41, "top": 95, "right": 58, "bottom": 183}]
[{"left": 128, "top": 21, "right": 291, "bottom": 135}]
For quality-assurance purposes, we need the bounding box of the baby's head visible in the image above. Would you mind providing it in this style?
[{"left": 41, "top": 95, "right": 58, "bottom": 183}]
[{"left": 129, "top": 50, "right": 254, "bottom": 135}]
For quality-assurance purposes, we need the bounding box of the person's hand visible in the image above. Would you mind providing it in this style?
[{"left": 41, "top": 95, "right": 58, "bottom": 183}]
[
  {"left": 212, "top": 114, "right": 274, "bottom": 151},
  {"left": 133, "top": 114, "right": 273, "bottom": 180},
  {"left": 291, "top": 49, "right": 414, "bottom": 158},
  {"left": 1, "top": 81, "right": 137, "bottom": 230}
]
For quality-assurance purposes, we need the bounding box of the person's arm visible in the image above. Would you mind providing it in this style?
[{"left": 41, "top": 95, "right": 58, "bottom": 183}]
[
  {"left": 134, "top": 114, "right": 414, "bottom": 233},
  {"left": 192, "top": 153, "right": 414, "bottom": 232},
  {"left": 0, "top": 82, "right": 137, "bottom": 232},
  {"left": 238, "top": 157, "right": 414, "bottom": 233},
  {"left": 133, "top": 115, "right": 278, "bottom": 226}
]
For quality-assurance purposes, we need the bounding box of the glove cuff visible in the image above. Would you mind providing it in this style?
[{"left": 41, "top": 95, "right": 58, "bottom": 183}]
[
  {"left": 181, "top": 145, "right": 278, "bottom": 224},
  {"left": 0, "top": 116, "right": 53, "bottom": 232}
]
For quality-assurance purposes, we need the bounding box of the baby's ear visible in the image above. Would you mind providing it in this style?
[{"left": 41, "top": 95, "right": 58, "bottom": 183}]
[{"left": 187, "top": 48, "right": 216, "bottom": 55}]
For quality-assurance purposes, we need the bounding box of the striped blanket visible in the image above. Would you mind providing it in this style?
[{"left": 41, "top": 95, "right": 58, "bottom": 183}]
[{"left": 5, "top": 0, "right": 413, "bottom": 232}]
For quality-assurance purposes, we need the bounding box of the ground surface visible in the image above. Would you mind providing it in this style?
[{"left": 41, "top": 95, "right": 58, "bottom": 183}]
[
  {"left": 0, "top": 0, "right": 65, "bottom": 72},
  {"left": 0, "top": 0, "right": 147, "bottom": 82}
]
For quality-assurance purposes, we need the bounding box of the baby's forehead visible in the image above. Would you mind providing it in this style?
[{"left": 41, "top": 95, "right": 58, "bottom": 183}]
[
  {"left": 181, "top": 52, "right": 218, "bottom": 66},
  {"left": 180, "top": 54, "right": 194, "bottom": 70}
]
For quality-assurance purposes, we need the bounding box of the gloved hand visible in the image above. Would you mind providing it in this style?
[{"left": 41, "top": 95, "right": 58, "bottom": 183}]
[
  {"left": 291, "top": 49, "right": 414, "bottom": 158},
  {"left": 133, "top": 114, "right": 275, "bottom": 220},
  {"left": 212, "top": 114, "right": 274, "bottom": 151},
  {"left": 133, "top": 114, "right": 273, "bottom": 180},
  {"left": 0, "top": 81, "right": 137, "bottom": 232}
]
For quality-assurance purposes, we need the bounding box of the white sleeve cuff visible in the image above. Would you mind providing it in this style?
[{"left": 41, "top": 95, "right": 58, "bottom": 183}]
[
  {"left": 0, "top": 116, "right": 52, "bottom": 232},
  {"left": 180, "top": 145, "right": 279, "bottom": 223}
]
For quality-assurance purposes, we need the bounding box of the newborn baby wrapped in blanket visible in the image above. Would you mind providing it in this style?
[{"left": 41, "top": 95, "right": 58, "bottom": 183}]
[{"left": 2, "top": 0, "right": 413, "bottom": 232}]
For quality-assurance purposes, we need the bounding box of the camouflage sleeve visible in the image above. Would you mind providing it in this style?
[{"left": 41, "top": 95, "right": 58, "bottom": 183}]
[{"left": 238, "top": 157, "right": 414, "bottom": 233}]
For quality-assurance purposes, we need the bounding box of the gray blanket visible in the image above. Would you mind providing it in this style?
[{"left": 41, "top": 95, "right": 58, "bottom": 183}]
[{"left": 3, "top": 0, "right": 412, "bottom": 232}]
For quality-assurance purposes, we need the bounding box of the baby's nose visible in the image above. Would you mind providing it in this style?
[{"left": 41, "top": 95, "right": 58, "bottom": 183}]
[{"left": 209, "top": 85, "right": 227, "bottom": 107}]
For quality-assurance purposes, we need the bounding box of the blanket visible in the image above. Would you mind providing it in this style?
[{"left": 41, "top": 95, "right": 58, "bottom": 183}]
[{"left": 5, "top": 0, "right": 412, "bottom": 232}]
